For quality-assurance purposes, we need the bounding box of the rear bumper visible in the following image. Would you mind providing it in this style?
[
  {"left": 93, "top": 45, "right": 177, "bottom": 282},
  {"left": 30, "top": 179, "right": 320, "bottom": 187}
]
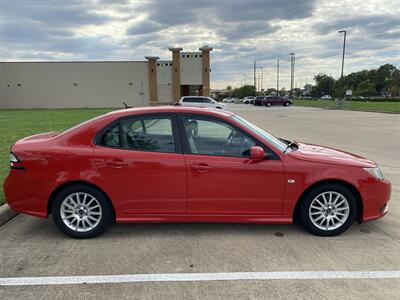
[
  {"left": 360, "top": 179, "right": 391, "bottom": 222},
  {"left": 3, "top": 170, "right": 49, "bottom": 218}
]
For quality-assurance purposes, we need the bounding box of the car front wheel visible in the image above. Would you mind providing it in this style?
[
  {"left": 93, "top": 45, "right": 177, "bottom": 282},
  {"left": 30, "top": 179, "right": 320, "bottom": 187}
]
[
  {"left": 265, "top": 102, "right": 272, "bottom": 107},
  {"left": 284, "top": 101, "right": 291, "bottom": 106},
  {"left": 298, "top": 184, "right": 357, "bottom": 236},
  {"left": 52, "top": 184, "right": 113, "bottom": 239}
]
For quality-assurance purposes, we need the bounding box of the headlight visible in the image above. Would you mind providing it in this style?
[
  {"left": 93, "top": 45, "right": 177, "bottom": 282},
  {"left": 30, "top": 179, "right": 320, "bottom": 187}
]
[
  {"left": 363, "top": 167, "right": 384, "bottom": 180},
  {"left": 9, "top": 152, "right": 20, "bottom": 163}
]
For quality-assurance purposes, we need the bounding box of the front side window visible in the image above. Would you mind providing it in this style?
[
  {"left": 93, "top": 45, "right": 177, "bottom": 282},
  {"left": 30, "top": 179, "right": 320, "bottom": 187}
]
[
  {"left": 99, "top": 116, "right": 175, "bottom": 153},
  {"left": 183, "top": 116, "right": 256, "bottom": 157}
]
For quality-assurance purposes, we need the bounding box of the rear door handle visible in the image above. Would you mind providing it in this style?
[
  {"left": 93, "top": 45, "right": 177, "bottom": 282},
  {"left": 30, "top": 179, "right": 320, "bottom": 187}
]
[
  {"left": 191, "top": 163, "right": 211, "bottom": 173},
  {"left": 105, "top": 159, "right": 128, "bottom": 167}
]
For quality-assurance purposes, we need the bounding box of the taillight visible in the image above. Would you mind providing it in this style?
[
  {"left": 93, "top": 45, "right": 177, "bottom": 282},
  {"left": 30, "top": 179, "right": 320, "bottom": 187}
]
[{"left": 9, "top": 152, "right": 24, "bottom": 170}]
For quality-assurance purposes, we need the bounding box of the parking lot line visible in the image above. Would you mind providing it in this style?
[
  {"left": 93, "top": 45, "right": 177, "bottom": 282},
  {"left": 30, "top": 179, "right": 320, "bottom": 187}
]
[{"left": 1, "top": 271, "right": 400, "bottom": 286}]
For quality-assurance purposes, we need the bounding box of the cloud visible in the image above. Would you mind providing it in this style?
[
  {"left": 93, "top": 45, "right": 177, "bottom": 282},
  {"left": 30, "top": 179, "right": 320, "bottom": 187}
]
[
  {"left": 127, "top": 20, "right": 163, "bottom": 35},
  {"left": 0, "top": 0, "right": 398, "bottom": 88}
]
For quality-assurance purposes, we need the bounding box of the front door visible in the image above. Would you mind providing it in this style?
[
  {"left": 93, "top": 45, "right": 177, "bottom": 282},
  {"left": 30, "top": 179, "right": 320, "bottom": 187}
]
[
  {"left": 180, "top": 115, "right": 285, "bottom": 215},
  {"left": 94, "top": 114, "right": 187, "bottom": 214}
]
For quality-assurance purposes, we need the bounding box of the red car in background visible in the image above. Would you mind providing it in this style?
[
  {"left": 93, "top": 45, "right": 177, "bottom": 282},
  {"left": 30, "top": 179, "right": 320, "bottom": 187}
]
[
  {"left": 4, "top": 107, "right": 391, "bottom": 238},
  {"left": 263, "top": 96, "right": 292, "bottom": 107}
]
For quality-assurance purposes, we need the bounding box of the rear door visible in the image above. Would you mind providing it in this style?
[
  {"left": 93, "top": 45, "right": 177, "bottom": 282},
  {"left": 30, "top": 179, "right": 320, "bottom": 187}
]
[{"left": 94, "top": 114, "right": 187, "bottom": 214}]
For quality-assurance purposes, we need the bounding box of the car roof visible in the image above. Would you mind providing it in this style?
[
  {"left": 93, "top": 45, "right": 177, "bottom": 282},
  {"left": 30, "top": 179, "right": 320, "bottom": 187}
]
[{"left": 105, "top": 105, "right": 234, "bottom": 119}]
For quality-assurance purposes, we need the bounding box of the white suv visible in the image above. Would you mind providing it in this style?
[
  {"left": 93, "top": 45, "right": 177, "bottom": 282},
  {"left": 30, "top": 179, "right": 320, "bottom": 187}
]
[{"left": 179, "top": 96, "right": 227, "bottom": 109}]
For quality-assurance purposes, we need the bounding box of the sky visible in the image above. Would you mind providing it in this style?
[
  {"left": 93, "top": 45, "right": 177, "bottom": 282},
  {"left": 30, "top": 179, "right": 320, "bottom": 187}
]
[{"left": 0, "top": 0, "right": 399, "bottom": 89}]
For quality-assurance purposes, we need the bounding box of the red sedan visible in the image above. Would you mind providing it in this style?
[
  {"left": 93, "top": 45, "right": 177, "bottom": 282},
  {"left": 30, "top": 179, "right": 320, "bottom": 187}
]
[{"left": 4, "top": 107, "right": 391, "bottom": 238}]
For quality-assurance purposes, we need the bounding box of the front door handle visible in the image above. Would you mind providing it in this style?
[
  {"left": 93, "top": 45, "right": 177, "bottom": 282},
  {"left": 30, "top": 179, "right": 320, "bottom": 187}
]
[
  {"left": 191, "top": 163, "right": 211, "bottom": 173},
  {"left": 105, "top": 159, "right": 128, "bottom": 168}
]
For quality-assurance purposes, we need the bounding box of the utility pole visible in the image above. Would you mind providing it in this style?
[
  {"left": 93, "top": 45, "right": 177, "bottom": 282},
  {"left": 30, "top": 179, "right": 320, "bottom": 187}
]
[
  {"left": 277, "top": 59, "right": 280, "bottom": 96},
  {"left": 244, "top": 73, "right": 247, "bottom": 85},
  {"left": 259, "top": 66, "right": 264, "bottom": 93},
  {"left": 253, "top": 60, "right": 256, "bottom": 90},
  {"left": 290, "top": 53, "right": 295, "bottom": 99}
]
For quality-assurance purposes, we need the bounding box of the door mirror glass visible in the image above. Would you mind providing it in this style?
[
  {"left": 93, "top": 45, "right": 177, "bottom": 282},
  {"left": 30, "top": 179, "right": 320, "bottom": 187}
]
[{"left": 249, "top": 146, "right": 265, "bottom": 160}]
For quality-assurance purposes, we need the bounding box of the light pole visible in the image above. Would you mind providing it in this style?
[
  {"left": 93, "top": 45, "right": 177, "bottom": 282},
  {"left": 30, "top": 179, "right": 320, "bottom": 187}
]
[
  {"left": 277, "top": 59, "right": 280, "bottom": 96},
  {"left": 338, "top": 30, "right": 347, "bottom": 81}
]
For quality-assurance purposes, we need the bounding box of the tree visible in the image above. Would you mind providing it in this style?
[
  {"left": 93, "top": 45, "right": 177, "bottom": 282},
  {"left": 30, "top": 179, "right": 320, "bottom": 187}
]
[
  {"left": 265, "top": 88, "right": 277, "bottom": 95},
  {"left": 231, "top": 85, "right": 256, "bottom": 98},
  {"left": 313, "top": 73, "right": 336, "bottom": 97}
]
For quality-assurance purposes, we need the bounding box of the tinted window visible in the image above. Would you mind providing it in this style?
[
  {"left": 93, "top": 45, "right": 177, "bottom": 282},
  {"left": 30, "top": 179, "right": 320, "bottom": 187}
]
[
  {"left": 183, "top": 116, "right": 256, "bottom": 157},
  {"left": 121, "top": 117, "right": 175, "bottom": 152},
  {"left": 100, "top": 117, "right": 175, "bottom": 153},
  {"left": 100, "top": 123, "right": 120, "bottom": 147},
  {"left": 183, "top": 97, "right": 203, "bottom": 103}
]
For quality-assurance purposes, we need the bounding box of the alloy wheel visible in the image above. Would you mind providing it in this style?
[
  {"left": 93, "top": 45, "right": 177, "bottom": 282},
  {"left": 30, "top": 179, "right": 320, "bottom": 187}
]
[
  {"left": 308, "top": 191, "right": 350, "bottom": 231},
  {"left": 60, "top": 192, "right": 102, "bottom": 232}
]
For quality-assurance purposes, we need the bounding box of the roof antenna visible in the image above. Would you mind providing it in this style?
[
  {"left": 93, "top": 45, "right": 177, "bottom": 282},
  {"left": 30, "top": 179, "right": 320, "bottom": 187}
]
[{"left": 123, "top": 100, "right": 132, "bottom": 109}]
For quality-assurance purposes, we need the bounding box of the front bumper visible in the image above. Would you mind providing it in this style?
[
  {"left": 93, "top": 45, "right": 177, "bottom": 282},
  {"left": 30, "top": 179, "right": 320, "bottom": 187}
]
[{"left": 360, "top": 178, "right": 391, "bottom": 222}]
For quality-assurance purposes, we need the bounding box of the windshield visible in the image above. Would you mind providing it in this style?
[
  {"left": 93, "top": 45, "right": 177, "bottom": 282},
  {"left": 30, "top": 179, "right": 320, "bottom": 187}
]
[{"left": 232, "top": 115, "right": 287, "bottom": 152}]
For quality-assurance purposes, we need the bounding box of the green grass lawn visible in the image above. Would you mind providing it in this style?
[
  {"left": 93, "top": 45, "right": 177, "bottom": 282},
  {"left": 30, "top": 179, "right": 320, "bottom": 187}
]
[
  {"left": 293, "top": 99, "right": 400, "bottom": 113},
  {"left": 0, "top": 108, "right": 114, "bottom": 205}
]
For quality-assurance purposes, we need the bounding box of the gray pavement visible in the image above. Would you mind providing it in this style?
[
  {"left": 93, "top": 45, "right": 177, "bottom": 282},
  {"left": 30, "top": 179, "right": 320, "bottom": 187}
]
[{"left": 1, "top": 105, "right": 399, "bottom": 299}]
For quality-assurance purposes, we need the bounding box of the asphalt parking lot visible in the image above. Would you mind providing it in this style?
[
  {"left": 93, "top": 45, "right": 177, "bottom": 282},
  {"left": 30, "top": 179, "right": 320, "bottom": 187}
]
[{"left": 1, "top": 105, "right": 399, "bottom": 299}]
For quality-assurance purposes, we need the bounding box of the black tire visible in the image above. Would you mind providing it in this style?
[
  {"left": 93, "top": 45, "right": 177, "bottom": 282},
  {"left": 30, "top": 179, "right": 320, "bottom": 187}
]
[
  {"left": 265, "top": 102, "right": 272, "bottom": 107},
  {"left": 52, "top": 184, "right": 114, "bottom": 239},
  {"left": 216, "top": 106, "right": 222, "bottom": 109},
  {"left": 298, "top": 183, "right": 357, "bottom": 236},
  {"left": 284, "top": 101, "right": 291, "bottom": 106}
]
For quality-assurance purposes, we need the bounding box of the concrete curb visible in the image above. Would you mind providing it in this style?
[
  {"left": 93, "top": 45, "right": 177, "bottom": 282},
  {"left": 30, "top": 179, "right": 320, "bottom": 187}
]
[{"left": 0, "top": 204, "right": 18, "bottom": 226}]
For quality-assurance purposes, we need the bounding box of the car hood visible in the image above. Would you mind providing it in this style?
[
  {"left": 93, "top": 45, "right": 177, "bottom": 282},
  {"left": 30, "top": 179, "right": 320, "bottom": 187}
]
[{"left": 288, "top": 142, "right": 376, "bottom": 167}]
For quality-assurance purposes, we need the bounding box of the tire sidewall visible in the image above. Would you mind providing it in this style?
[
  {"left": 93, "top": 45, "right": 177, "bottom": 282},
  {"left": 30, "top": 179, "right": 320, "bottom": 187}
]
[
  {"left": 299, "top": 183, "right": 357, "bottom": 236},
  {"left": 52, "top": 184, "right": 113, "bottom": 239},
  {"left": 266, "top": 102, "right": 272, "bottom": 107}
]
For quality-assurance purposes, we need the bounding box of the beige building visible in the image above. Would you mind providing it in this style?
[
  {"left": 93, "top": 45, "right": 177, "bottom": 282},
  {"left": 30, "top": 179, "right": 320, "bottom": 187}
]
[{"left": 0, "top": 46, "right": 212, "bottom": 109}]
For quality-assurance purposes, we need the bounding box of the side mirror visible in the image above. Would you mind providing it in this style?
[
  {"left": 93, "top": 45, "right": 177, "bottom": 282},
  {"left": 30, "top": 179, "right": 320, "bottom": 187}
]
[{"left": 249, "top": 146, "right": 266, "bottom": 160}]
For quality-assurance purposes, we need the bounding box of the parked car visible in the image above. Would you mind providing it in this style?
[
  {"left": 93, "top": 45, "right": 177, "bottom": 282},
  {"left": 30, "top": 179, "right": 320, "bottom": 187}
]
[
  {"left": 231, "top": 97, "right": 241, "bottom": 103},
  {"left": 222, "top": 98, "right": 234, "bottom": 103},
  {"left": 254, "top": 96, "right": 266, "bottom": 106},
  {"left": 179, "top": 96, "right": 226, "bottom": 109},
  {"left": 320, "top": 95, "right": 332, "bottom": 100},
  {"left": 4, "top": 106, "right": 391, "bottom": 238},
  {"left": 263, "top": 96, "right": 292, "bottom": 107},
  {"left": 243, "top": 96, "right": 255, "bottom": 104}
]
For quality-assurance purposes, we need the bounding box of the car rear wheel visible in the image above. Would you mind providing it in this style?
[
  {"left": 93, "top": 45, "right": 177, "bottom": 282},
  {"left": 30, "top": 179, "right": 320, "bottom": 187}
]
[
  {"left": 298, "top": 183, "right": 357, "bottom": 236},
  {"left": 52, "top": 184, "right": 113, "bottom": 239},
  {"left": 265, "top": 102, "right": 272, "bottom": 107}
]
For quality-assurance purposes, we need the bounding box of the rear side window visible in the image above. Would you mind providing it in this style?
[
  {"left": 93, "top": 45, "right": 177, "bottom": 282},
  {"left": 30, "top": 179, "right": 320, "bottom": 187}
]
[
  {"left": 100, "top": 124, "right": 120, "bottom": 147},
  {"left": 99, "top": 116, "right": 175, "bottom": 153},
  {"left": 183, "top": 97, "right": 202, "bottom": 103}
]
